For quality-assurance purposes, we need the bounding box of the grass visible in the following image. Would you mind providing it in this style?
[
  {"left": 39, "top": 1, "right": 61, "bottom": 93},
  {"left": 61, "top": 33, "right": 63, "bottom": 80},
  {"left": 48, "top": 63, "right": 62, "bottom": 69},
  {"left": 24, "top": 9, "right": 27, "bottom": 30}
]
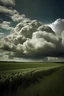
[
  {"left": 17, "top": 67, "right": 64, "bottom": 96},
  {"left": 0, "top": 62, "right": 62, "bottom": 71},
  {"left": 0, "top": 61, "right": 64, "bottom": 96}
]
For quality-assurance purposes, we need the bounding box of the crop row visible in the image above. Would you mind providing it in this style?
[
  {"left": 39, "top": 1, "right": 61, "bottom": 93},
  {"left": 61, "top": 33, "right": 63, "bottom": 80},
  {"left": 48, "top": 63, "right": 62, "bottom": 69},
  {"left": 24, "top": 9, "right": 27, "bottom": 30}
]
[{"left": 0, "top": 66, "right": 60, "bottom": 96}]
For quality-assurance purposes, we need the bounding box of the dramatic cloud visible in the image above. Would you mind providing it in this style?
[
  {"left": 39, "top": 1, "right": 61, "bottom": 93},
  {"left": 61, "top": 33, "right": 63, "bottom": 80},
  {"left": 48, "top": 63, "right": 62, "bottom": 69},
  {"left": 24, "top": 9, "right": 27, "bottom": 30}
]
[
  {"left": 0, "top": 17, "right": 64, "bottom": 59},
  {"left": 0, "top": 0, "right": 64, "bottom": 61},
  {"left": 0, "top": 0, "right": 15, "bottom": 6}
]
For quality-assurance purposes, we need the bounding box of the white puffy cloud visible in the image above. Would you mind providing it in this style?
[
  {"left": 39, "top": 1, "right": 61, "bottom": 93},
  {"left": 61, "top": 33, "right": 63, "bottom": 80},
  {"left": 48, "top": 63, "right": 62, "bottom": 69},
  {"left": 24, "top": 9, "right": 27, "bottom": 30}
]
[
  {"left": 0, "top": 41, "right": 16, "bottom": 51},
  {"left": 37, "top": 25, "right": 55, "bottom": 34},
  {"left": 13, "top": 35, "right": 27, "bottom": 45},
  {"left": 49, "top": 18, "right": 64, "bottom": 35},
  {"left": 48, "top": 18, "right": 64, "bottom": 47},
  {"left": 0, "top": 5, "right": 29, "bottom": 23},
  {"left": 0, "top": 5, "right": 23, "bottom": 34},
  {"left": 0, "top": 21, "right": 13, "bottom": 30},
  {"left": 47, "top": 57, "right": 59, "bottom": 62},
  {"left": 47, "top": 57, "right": 64, "bottom": 62},
  {"left": 0, "top": 5, "right": 21, "bottom": 23},
  {"left": 32, "top": 31, "right": 61, "bottom": 44},
  {"left": 22, "top": 30, "right": 62, "bottom": 56},
  {"left": 0, "top": 0, "right": 15, "bottom": 6},
  {"left": 0, "top": 5, "right": 16, "bottom": 15},
  {"left": 18, "top": 20, "right": 42, "bottom": 38},
  {"left": 23, "top": 37, "right": 55, "bottom": 55},
  {"left": 0, "top": 1, "right": 27, "bottom": 23},
  {"left": 0, "top": 32, "right": 4, "bottom": 38},
  {"left": 11, "top": 13, "right": 26, "bottom": 22},
  {"left": 61, "top": 30, "right": 64, "bottom": 46},
  {"left": 0, "top": 17, "right": 64, "bottom": 59}
]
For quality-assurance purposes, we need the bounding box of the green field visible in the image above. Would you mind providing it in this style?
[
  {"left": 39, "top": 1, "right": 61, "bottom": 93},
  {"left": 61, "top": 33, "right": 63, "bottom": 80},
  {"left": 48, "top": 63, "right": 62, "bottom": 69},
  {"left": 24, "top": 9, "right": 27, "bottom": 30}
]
[
  {"left": 0, "top": 62, "right": 62, "bottom": 71},
  {"left": 0, "top": 62, "right": 64, "bottom": 96}
]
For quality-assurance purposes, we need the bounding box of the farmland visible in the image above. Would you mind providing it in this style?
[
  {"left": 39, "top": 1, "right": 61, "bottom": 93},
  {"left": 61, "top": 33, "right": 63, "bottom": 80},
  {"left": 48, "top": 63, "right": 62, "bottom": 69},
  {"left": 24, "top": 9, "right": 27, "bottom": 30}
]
[{"left": 0, "top": 62, "right": 64, "bottom": 96}]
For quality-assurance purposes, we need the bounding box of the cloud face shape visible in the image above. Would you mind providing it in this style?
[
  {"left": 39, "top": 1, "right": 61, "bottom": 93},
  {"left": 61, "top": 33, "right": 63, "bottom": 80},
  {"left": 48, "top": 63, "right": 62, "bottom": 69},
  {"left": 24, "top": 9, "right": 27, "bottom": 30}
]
[{"left": 0, "top": 17, "right": 64, "bottom": 59}]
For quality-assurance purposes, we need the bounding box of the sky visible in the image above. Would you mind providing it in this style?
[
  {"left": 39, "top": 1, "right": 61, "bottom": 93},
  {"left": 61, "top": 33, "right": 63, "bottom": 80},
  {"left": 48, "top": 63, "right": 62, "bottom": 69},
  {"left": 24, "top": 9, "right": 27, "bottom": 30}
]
[
  {"left": 0, "top": 0, "right": 64, "bottom": 62},
  {"left": 0, "top": 0, "right": 64, "bottom": 22},
  {"left": 15, "top": 0, "right": 64, "bottom": 22},
  {"left": 0, "top": 0, "right": 64, "bottom": 35}
]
